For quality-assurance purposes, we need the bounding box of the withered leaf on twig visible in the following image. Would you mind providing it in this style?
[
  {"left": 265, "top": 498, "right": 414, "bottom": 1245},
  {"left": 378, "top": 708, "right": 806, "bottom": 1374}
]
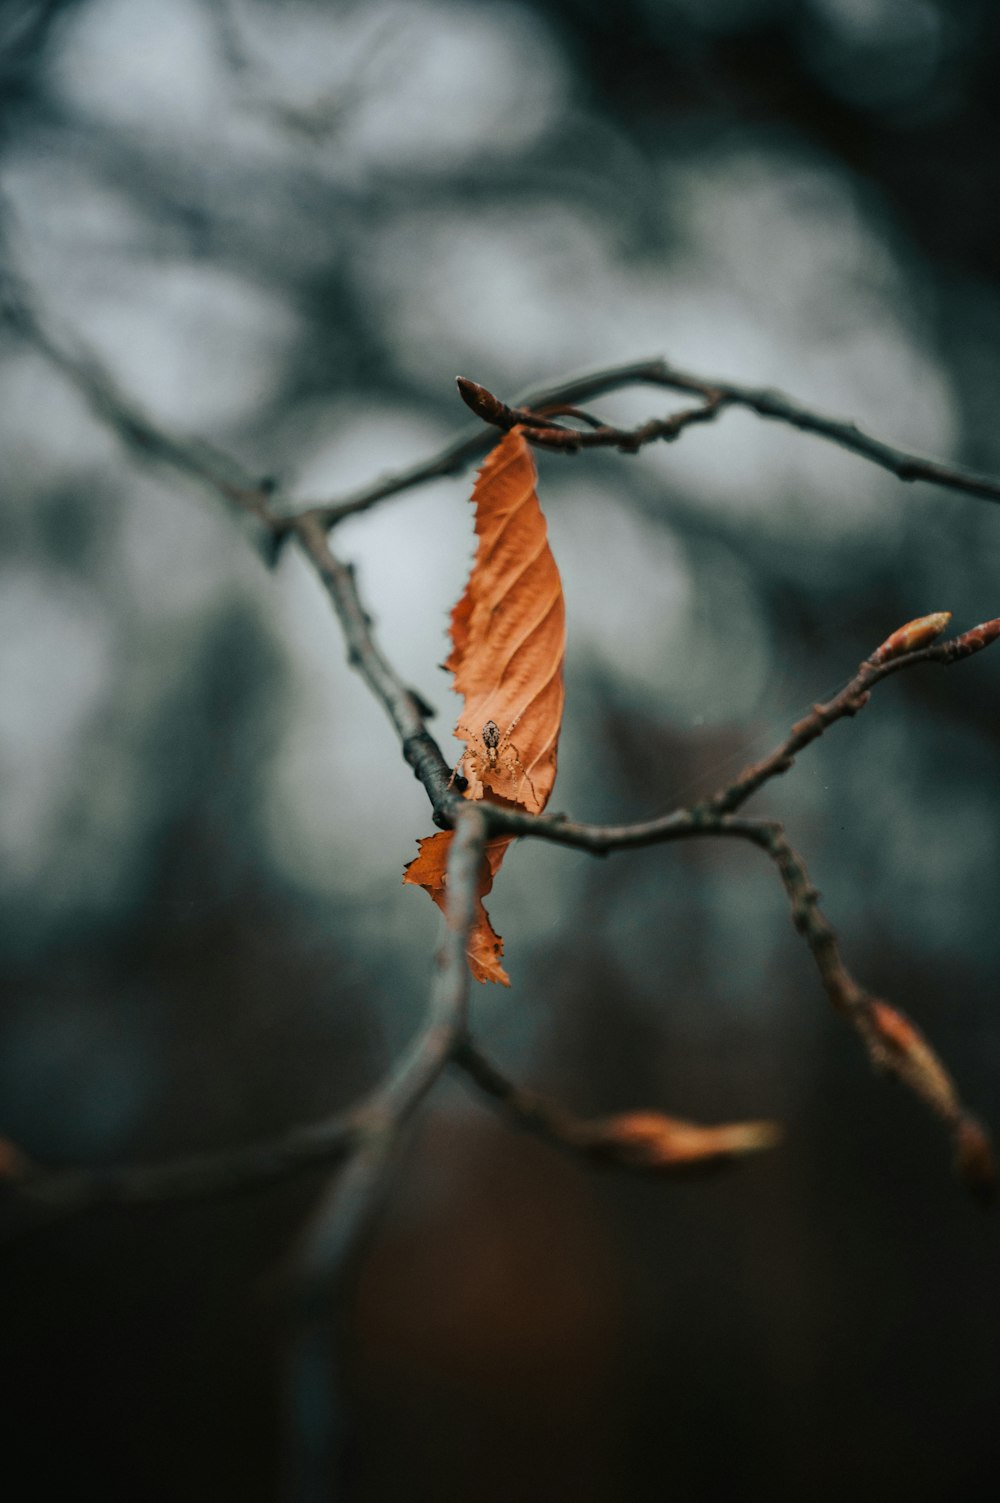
[{"left": 404, "top": 428, "right": 566, "bottom": 984}]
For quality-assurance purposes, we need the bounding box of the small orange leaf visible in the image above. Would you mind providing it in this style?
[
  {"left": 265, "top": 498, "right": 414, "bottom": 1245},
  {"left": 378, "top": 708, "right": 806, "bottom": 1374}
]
[
  {"left": 404, "top": 830, "right": 514, "bottom": 985},
  {"left": 405, "top": 427, "right": 566, "bottom": 982},
  {"left": 870, "top": 611, "right": 951, "bottom": 664},
  {"left": 596, "top": 1111, "right": 782, "bottom": 1171}
]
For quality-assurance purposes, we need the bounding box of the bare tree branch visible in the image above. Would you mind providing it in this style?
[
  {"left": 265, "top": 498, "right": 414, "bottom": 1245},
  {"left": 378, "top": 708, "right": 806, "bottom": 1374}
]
[
  {"left": 700, "top": 615, "right": 1000, "bottom": 816},
  {"left": 5, "top": 265, "right": 997, "bottom": 1200}
]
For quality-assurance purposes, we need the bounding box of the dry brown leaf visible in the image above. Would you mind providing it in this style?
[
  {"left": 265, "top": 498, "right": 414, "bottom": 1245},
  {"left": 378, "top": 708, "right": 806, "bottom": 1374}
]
[
  {"left": 404, "top": 428, "right": 566, "bottom": 984},
  {"left": 445, "top": 428, "right": 565, "bottom": 813}
]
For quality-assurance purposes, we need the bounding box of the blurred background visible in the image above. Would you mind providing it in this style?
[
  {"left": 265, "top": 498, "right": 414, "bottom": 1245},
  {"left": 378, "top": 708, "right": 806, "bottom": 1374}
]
[{"left": 2, "top": 0, "right": 1000, "bottom": 1498}]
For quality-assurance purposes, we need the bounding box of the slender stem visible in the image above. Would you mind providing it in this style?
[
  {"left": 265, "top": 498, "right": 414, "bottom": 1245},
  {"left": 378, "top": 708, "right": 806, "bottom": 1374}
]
[
  {"left": 455, "top": 375, "right": 728, "bottom": 453},
  {"left": 289, "top": 512, "right": 454, "bottom": 815},
  {"left": 453, "top": 1040, "right": 780, "bottom": 1172},
  {"left": 726, "top": 818, "right": 992, "bottom": 1196}
]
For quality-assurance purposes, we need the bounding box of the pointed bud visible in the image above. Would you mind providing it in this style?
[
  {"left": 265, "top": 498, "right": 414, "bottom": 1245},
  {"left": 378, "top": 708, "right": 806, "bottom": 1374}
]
[
  {"left": 870, "top": 611, "right": 952, "bottom": 665},
  {"left": 456, "top": 377, "right": 511, "bottom": 427},
  {"left": 867, "top": 1000, "right": 959, "bottom": 1119},
  {"left": 944, "top": 616, "right": 1000, "bottom": 662}
]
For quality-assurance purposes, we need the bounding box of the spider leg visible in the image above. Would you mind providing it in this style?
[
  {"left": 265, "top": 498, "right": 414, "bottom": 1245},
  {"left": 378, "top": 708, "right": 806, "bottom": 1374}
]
[
  {"left": 500, "top": 743, "right": 536, "bottom": 803},
  {"left": 449, "top": 722, "right": 482, "bottom": 788}
]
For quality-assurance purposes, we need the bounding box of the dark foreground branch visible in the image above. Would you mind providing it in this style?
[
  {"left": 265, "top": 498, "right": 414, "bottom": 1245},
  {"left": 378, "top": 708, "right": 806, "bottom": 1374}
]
[
  {"left": 5, "top": 808, "right": 487, "bottom": 1218},
  {"left": 278, "top": 803, "right": 484, "bottom": 1503}
]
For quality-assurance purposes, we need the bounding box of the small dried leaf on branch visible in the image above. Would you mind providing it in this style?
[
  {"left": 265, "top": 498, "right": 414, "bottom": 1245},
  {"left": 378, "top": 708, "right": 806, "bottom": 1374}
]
[
  {"left": 593, "top": 1110, "right": 782, "bottom": 1172},
  {"left": 406, "top": 428, "right": 566, "bottom": 984},
  {"left": 870, "top": 611, "right": 952, "bottom": 664}
]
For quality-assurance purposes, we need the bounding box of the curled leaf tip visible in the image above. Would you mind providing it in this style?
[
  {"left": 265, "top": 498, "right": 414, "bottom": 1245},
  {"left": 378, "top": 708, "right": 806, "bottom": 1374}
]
[{"left": 870, "top": 611, "right": 952, "bottom": 665}]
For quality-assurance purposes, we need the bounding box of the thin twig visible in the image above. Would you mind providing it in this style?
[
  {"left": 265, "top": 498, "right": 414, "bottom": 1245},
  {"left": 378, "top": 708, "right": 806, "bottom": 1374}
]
[
  {"left": 9, "top": 269, "right": 1000, "bottom": 538},
  {"left": 728, "top": 819, "right": 994, "bottom": 1198},
  {"left": 0, "top": 263, "right": 282, "bottom": 559},
  {"left": 471, "top": 617, "right": 1000, "bottom": 852},
  {"left": 455, "top": 375, "right": 728, "bottom": 453},
  {"left": 705, "top": 616, "right": 1000, "bottom": 815},
  {"left": 294, "top": 353, "right": 1000, "bottom": 529},
  {"left": 289, "top": 512, "right": 455, "bottom": 817},
  {"left": 453, "top": 1040, "right": 781, "bottom": 1173},
  {"left": 451, "top": 363, "right": 1000, "bottom": 504}
]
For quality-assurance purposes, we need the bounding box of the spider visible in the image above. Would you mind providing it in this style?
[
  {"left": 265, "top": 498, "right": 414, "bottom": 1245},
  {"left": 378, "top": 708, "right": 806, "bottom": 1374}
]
[{"left": 450, "top": 714, "right": 536, "bottom": 804}]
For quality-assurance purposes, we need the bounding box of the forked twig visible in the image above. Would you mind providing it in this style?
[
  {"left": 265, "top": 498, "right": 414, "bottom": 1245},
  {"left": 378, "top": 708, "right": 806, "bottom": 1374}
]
[{"left": 452, "top": 365, "right": 1000, "bottom": 503}]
